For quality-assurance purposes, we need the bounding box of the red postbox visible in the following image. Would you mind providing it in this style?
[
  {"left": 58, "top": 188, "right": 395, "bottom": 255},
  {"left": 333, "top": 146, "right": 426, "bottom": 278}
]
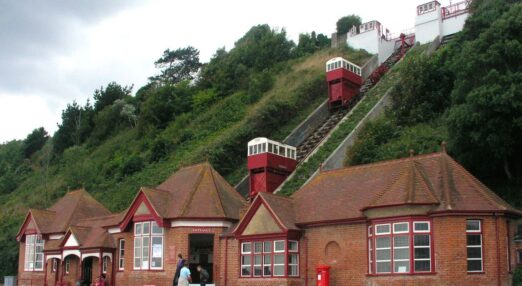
[{"left": 316, "top": 265, "right": 331, "bottom": 286}]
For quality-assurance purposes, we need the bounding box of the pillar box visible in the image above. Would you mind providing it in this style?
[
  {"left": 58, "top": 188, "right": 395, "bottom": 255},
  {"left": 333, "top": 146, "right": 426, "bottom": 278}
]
[{"left": 316, "top": 265, "right": 331, "bottom": 286}]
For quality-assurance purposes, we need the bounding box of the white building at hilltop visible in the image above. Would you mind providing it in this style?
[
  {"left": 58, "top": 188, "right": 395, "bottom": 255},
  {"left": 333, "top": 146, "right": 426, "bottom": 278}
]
[{"left": 332, "top": 0, "right": 472, "bottom": 63}]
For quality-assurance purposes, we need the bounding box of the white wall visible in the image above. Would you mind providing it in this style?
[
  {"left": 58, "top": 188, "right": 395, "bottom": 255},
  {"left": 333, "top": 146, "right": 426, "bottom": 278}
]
[
  {"left": 441, "top": 13, "right": 469, "bottom": 36},
  {"left": 347, "top": 29, "right": 380, "bottom": 54},
  {"left": 415, "top": 7, "right": 442, "bottom": 44},
  {"left": 378, "top": 38, "right": 396, "bottom": 64}
]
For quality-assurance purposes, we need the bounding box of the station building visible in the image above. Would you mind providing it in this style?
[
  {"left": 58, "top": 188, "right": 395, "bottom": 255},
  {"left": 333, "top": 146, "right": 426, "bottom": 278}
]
[{"left": 16, "top": 148, "right": 522, "bottom": 286}]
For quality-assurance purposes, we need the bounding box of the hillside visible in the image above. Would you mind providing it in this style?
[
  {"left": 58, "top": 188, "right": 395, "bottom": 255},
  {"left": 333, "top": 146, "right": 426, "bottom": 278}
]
[
  {"left": 344, "top": 1, "right": 522, "bottom": 207},
  {"left": 0, "top": 25, "right": 370, "bottom": 275}
]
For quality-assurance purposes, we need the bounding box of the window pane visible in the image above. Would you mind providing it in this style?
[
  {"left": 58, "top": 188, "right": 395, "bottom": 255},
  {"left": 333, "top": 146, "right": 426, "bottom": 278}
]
[
  {"left": 414, "top": 248, "right": 430, "bottom": 259},
  {"left": 242, "top": 266, "right": 251, "bottom": 276},
  {"left": 274, "top": 254, "right": 285, "bottom": 264},
  {"left": 394, "top": 236, "right": 409, "bottom": 247},
  {"left": 415, "top": 260, "right": 431, "bottom": 272},
  {"left": 288, "top": 253, "right": 298, "bottom": 264},
  {"left": 394, "top": 248, "right": 409, "bottom": 260},
  {"left": 393, "top": 222, "right": 408, "bottom": 233},
  {"left": 254, "top": 255, "right": 262, "bottom": 265},
  {"left": 466, "top": 220, "right": 481, "bottom": 232},
  {"left": 467, "top": 235, "right": 481, "bottom": 246},
  {"left": 254, "top": 242, "right": 262, "bottom": 253},
  {"left": 467, "top": 260, "right": 482, "bottom": 272},
  {"left": 242, "top": 255, "right": 251, "bottom": 265},
  {"left": 268, "top": 143, "right": 273, "bottom": 153},
  {"left": 288, "top": 241, "right": 298, "bottom": 252},
  {"left": 254, "top": 266, "right": 262, "bottom": 276},
  {"left": 467, "top": 247, "right": 482, "bottom": 259},
  {"left": 274, "top": 241, "right": 285, "bottom": 252},
  {"left": 376, "top": 224, "right": 390, "bottom": 234},
  {"left": 151, "top": 222, "right": 163, "bottom": 234},
  {"left": 274, "top": 265, "right": 284, "bottom": 276},
  {"left": 376, "top": 262, "right": 391, "bottom": 273},
  {"left": 264, "top": 241, "right": 272, "bottom": 253},
  {"left": 414, "top": 222, "right": 429, "bottom": 232},
  {"left": 376, "top": 237, "right": 391, "bottom": 248},
  {"left": 135, "top": 223, "right": 142, "bottom": 235},
  {"left": 394, "top": 261, "right": 410, "bottom": 273},
  {"left": 142, "top": 237, "right": 150, "bottom": 268},
  {"left": 263, "top": 255, "right": 272, "bottom": 276},
  {"left": 376, "top": 249, "right": 391, "bottom": 260},
  {"left": 142, "top": 222, "right": 150, "bottom": 235},
  {"left": 414, "top": 235, "right": 430, "bottom": 246},
  {"left": 249, "top": 146, "right": 253, "bottom": 155},
  {"left": 288, "top": 265, "right": 298, "bottom": 276},
  {"left": 242, "top": 242, "right": 252, "bottom": 253}
]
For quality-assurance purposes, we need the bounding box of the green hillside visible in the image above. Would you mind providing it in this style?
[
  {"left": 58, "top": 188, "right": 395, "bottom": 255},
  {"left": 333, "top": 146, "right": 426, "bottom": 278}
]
[
  {"left": 345, "top": 1, "right": 522, "bottom": 208},
  {"left": 0, "top": 25, "right": 370, "bottom": 276}
]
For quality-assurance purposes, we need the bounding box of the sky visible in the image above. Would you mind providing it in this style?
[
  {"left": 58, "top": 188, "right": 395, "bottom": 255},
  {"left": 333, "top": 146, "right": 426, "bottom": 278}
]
[{"left": 0, "top": 0, "right": 448, "bottom": 143}]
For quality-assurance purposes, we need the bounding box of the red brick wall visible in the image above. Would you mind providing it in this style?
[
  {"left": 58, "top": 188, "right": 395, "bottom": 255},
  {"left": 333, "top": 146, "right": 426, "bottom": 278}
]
[
  {"left": 112, "top": 225, "right": 226, "bottom": 286},
  {"left": 17, "top": 241, "right": 45, "bottom": 286}
]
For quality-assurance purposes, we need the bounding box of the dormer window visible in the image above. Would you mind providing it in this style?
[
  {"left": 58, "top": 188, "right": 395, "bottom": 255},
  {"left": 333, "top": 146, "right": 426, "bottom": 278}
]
[
  {"left": 24, "top": 234, "right": 44, "bottom": 271},
  {"left": 134, "top": 221, "right": 163, "bottom": 270}
]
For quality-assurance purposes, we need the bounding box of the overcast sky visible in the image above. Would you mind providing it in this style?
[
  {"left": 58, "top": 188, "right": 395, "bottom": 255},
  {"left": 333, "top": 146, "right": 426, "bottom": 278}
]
[{"left": 0, "top": 0, "right": 447, "bottom": 143}]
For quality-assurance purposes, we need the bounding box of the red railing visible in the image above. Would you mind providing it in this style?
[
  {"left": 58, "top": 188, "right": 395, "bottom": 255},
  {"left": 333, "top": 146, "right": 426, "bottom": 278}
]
[{"left": 442, "top": 0, "right": 472, "bottom": 19}]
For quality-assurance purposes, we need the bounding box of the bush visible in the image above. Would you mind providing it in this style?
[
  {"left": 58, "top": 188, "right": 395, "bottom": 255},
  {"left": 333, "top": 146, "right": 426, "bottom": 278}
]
[
  {"left": 121, "top": 156, "right": 145, "bottom": 176},
  {"left": 514, "top": 267, "right": 522, "bottom": 286}
]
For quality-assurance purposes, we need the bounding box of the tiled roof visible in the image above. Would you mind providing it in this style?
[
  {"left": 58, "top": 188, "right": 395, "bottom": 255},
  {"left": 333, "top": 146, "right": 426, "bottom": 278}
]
[
  {"left": 292, "top": 152, "right": 522, "bottom": 225},
  {"left": 258, "top": 192, "right": 299, "bottom": 231},
  {"left": 153, "top": 162, "right": 247, "bottom": 220}
]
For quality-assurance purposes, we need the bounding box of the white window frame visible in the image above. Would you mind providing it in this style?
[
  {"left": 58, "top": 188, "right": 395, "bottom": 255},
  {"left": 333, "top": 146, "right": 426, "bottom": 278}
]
[
  {"left": 393, "top": 222, "right": 409, "bottom": 234},
  {"left": 393, "top": 235, "right": 410, "bottom": 273},
  {"left": 133, "top": 221, "right": 163, "bottom": 270},
  {"left": 375, "top": 224, "right": 391, "bottom": 235},
  {"left": 52, "top": 258, "right": 58, "bottom": 272},
  {"left": 413, "top": 221, "right": 430, "bottom": 233},
  {"left": 102, "top": 256, "right": 109, "bottom": 274},
  {"left": 375, "top": 236, "right": 392, "bottom": 273},
  {"left": 240, "top": 242, "right": 252, "bottom": 277},
  {"left": 288, "top": 240, "right": 299, "bottom": 277},
  {"left": 466, "top": 220, "right": 483, "bottom": 272},
  {"left": 413, "top": 234, "right": 431, "bottom": 272},
  {"left": 24, "top": 234, "right": 44, "bottom": 271},
  {"left": 65, "top": 258, "right": 70, "bottom": 274},
  {"left": 118, "top": 239, "right": 125, "bottom": 270}
]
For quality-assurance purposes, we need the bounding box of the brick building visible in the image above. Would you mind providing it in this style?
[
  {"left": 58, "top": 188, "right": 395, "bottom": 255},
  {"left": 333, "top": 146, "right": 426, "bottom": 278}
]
[{"left": 16, "top": 151, "right": 522, "bottom": 286}]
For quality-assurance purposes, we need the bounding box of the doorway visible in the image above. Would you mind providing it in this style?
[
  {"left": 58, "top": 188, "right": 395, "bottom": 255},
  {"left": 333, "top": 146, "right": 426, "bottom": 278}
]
[
  {"left": 188, "top": 234, "right": 214, "bottom": 283},
  {"left": 82, "top": 257, "right": 93, "bottom": 286}
]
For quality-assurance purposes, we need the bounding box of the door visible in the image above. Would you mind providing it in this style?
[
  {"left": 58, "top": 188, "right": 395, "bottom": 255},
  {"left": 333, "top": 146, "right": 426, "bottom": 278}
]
[{"left": 82, "top": 258, "right": 93, "bottom": 286}]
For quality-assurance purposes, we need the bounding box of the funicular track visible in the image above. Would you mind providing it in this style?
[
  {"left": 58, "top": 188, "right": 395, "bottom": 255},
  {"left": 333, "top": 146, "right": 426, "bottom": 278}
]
[{"left": 295, "top": 43, "right": 413, "bottom": 163}]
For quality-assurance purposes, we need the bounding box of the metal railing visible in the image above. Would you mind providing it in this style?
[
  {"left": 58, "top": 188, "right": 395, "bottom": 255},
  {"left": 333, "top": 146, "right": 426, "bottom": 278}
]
[{"left": 442, "top": 0, "right": 472, "bottom": 19}]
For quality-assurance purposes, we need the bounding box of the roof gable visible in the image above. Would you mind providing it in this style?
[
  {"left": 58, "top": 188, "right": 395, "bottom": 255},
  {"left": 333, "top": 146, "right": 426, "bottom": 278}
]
[
  {"left": 235, "top": 193, "right": 299, "bottom": 237},
  {"left": 119, "top": 189, "right": 165, "bottom": 231},
  {"left": 64, "top": 233, "right": 79, "bottom": 247},
  {"left": 16, "top": 209, "right": 56, "bottom": 241}
]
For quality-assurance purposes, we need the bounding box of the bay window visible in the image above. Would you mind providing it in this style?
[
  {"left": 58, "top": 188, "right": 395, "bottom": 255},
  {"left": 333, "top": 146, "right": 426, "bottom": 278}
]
[
  {"left": 241, "top": 239, "right": 299, "bottom": 278},
  {"left": 466, "top": 220, "right": 483, "bottom": 272},
  {"left": 369, "top": 219, "right": 433, "bottom": 275},
  {"left": 134, "top": 221, "right": 163, "bottom": 270},
  {"left": 102, "top": 256, "right": 109, "bottom": 273},
  {"left": 24, "top": 234, "right": 44, "bottom": 271}
]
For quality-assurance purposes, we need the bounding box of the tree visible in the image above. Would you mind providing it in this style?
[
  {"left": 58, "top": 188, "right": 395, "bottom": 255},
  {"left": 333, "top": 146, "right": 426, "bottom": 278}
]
[
  {"left": 294, "top": 31, "right": 330, "bottom": 57},
  {"left": 53, "top": 101, "right": 94, "bottom": 154},
  {"left": 336, "top": 15, "right": 362, "bottom": 35},
  {"left": 150, "top": 46, "right": 202, "bottom": 85},
  {"left": 447, "top": 2, "right": 522, "bottom": 180},
  {"left": 93, "top": 82, "right": 133, "bottom": 112},
  {"left": 22, "top": 127, "right": 49, "bottom": 158}
]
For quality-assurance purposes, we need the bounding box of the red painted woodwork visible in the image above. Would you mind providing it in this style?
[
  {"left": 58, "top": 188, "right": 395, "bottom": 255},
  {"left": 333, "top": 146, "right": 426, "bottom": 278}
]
[
  {"left": 327, "top": 66, "right": 362, "bottom": 109},
  {"left": 248, "top": 153, "right": 297, "bottom": 197}
]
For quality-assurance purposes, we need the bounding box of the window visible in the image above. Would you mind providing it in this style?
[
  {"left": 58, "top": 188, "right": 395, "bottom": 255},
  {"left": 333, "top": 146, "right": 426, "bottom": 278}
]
[
  {"left": 517, "top": 250, "right": 522, "bottom": 265},
  {"left": 119, "top": 239, "right": 125, "bottom": 270},
  {"left": 134, "top": 221, "right": 163, "bottom": 270},
  {"left": 466, "top": 220, "right": 483, "bottom": 272},
  {"left": 65, "top": 258, "right": 70, "bottom": 274},
  {"left": 24, "top": 234, "right": 44, "bottom": 271},
  {"left": 369, "top": 220, "right": 433, "bottom": 275},
  {"left": 52, "top": 259, "right": 57, "bottom": 273},
  {"left": 102, "top": 256, "right": 109, "bottom": 274},
  {"left": 241, "top": 240, "right": 299, "bottom": 278}
]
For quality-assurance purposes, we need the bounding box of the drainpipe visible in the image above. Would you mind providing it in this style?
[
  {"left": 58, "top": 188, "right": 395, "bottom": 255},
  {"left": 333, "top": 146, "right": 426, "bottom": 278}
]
[
  {"left": 495, "top": 214, "right": 501, "bottom": 286},
  {"left": 304, "top": 236, "right": 308, "bottom": 286},
  {"left": 60, "top": 258, "right": 64, "bottom": 285},
  {"left": 224, "top": 238, "right": 228, "bottom": 286},
  {"left": 43, "top": 256, "right": 48, "bottom": 286},
  {"left": 111, "top": 250, "right": 116, "bottom": 286},
  {"left": 99, "top": 250, "right": 103, "bottom": 285}
]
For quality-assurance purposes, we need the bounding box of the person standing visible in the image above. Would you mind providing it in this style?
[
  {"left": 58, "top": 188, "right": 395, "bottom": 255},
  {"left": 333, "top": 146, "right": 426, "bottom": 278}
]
[
  {"left": 197, "top": 265, "right": 209, "bottom": 286},
  {"left": 178, "top": 261, "right": 192, "bottom": 286},
  {"left": 173, "top": 254, "right": 185, "bottom": 286}
]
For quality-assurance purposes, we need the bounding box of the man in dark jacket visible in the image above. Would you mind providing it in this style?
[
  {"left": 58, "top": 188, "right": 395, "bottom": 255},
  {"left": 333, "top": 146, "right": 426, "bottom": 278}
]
[
  {"left": 173, "top": 254, "right": 185, "bottom": 286},
  {"left": 197, "top": 265, "right": 209, "bottom": 286}
]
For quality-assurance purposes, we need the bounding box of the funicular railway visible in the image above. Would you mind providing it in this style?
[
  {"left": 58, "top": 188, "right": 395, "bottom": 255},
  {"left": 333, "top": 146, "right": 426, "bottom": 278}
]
[{"left": 237, "top": 34, "right": 414, "bottom": 198}]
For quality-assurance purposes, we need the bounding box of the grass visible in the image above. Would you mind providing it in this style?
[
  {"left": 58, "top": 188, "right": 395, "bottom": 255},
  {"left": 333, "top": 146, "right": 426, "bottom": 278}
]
[{"left": 278, "top": 45, "right": 427, "bottom": 196}]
